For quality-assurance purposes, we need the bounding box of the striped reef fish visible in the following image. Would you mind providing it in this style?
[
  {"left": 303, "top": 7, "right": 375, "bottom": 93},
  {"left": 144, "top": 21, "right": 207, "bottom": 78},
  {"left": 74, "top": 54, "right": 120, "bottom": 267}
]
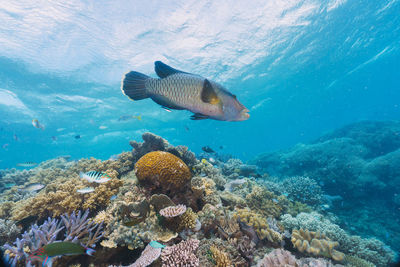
[
  {"left": 79, "top": 171, "right": 111, "bottom": 183},
  {"left": 16, "top": 162, "right": 37, "bottom": 167},
  {"left": 121, "top": 61, "right": 250, "bottom": 121}
]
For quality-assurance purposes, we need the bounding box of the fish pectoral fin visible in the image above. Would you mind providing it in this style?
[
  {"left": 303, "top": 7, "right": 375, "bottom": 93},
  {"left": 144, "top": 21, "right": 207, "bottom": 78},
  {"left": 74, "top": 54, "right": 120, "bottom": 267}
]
[
  {"left": 201, "top": 79, "right": 220, "bottom": 105},
  {"left": 151, "top": 95, "right": 185, "bottom": 110},
  {"left": 190, "top": 113, "right": 209, "bottom": 120},
  {"left": 154, "top": 61, "right": 192, "bottom": 78}
]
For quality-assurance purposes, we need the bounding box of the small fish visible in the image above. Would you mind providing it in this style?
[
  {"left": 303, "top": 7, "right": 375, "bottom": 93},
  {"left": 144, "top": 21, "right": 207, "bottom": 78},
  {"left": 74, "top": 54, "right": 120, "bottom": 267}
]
[
  {"left": 208, "top": 157, "right": 216, "bottom": 164},
  {"left": 202, "top": 146, "right": 215, "bottom": 153},
  {"left": 121, "top": 61, "right": 249, "bottom": 121},
  {"left": 51, "top": 136, "right": 57, "bottom": 141},
  {"left": 110, "top": 195, "right": 117, "bottom": 200},
  {"left": 149, "top": 241, "right": 166, "bottom": 249},
  {"left": 99, "top": 125, "right": 108, "bottom": 130},
  {"left": 16, "top": 162, "right": 37, "bottom": 167},
  {"left": 74, "top": 135, "right": 81, "bottom": 139},
  {"left": 28, "top": 241, "right": 94, "bottom": 266},
  {"left": 19, "top": 183, "right": 45, "bottom": 192},
  {"left": 80, "top": 171, "right": 111, "bottom": 183},
  {"left": 2, "top": 143, "right": 9, "bottom": 150},
  {"left": 118, "top": 115, "right": 142, "bottom": 121},
  {"left": 56, "top": 128, "right": 66, "bottom": 132},
  {"left": 77, "top": 187, "right": 95, "bottom": 194},
  {"left": 4, "top": 183, "right": 16, "bottom": 188},
  {"left": 13, "top": 134, "right": 19, "bottom": 141},
  {"left": 32, "top": 119, "right": 45, "bottom": 130},
  {"left": 184, "top": 125, "right": 190, "bottom": 131}
]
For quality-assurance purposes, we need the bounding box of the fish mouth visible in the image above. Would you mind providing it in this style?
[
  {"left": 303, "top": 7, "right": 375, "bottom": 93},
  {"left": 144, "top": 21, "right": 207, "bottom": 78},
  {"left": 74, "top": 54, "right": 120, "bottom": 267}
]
[{"left": 239, "top": 108, "right": 250, "bottom": 121}]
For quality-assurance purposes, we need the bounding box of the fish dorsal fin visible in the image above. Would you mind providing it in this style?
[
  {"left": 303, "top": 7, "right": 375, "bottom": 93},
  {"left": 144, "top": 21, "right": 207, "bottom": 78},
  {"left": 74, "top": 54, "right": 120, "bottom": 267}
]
[
  {"left": 201, "top": 79, "right": 220, "bottom": 105},
  {"left": 154, "top": 61, "right": 190, "bottom": 78}
]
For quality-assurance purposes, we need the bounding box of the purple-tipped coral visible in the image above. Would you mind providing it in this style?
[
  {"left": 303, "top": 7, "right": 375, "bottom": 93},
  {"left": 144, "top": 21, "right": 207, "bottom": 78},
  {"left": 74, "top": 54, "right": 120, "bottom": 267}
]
[
  {"left": 161, "top": 239, "right": 200, "bottom": 267},
  {"left": 3, "top": 209, "right": 103, "bottom": 266},
  {"left": 62, "top": 209, "right": 104, "bottom": 247}
]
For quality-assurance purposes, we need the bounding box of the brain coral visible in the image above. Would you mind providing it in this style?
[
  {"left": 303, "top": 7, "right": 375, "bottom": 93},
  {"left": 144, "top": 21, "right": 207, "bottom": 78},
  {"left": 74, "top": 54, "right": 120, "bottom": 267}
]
[{"left": 135, "top": 151, "right": 191, "bottom": 191}]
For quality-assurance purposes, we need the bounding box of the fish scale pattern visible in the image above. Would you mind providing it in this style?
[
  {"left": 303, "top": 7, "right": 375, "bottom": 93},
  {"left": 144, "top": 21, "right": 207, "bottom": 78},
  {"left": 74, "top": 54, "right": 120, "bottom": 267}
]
[{"left": 134, "top": 151, "right": 191, "bottom": 191}]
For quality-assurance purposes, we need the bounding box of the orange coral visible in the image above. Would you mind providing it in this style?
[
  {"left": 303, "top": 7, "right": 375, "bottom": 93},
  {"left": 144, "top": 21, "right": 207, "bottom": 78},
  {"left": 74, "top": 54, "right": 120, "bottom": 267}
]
[{"left": 135, "top": 151, "right": 191, "bottom": 191}]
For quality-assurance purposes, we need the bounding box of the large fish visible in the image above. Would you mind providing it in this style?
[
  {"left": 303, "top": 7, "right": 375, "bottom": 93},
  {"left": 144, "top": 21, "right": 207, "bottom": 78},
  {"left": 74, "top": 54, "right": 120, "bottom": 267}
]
[{"left": 121, "top": 61, "right": 250, "bottom": 121}]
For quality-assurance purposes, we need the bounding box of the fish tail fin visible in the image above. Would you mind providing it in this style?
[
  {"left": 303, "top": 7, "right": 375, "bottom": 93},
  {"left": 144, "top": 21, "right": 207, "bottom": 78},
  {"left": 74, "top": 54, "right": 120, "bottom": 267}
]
[
  {"left": 136, "top": 115, "right": 142, "bottom": 120},
  {"left": 85, "top": 247, "right": 95, "bottom": 256},
  {"left": 43, "top": 256, "right": 53, "bottom": 267},
  {"left": 121, "top": 71, "right": 150, "bottom": 100}
]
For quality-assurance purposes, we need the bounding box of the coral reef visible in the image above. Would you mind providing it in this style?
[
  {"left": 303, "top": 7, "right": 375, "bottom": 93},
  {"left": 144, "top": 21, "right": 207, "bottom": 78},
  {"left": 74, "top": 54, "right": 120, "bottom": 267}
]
[
  {"left": 0, "top": 130, "right": 397, "bottom": 267},
  {"left": 4, "top": 152, "right": 134, "bottom": 220},
  {"left": 291, "top": 229, "right": 344, "bottom": 261},
  {"left": 161, "top": 239, "right": 200, "bottom": 267},
  {"left": 135, "top": 151, "right": 192, "bottom": 192}
]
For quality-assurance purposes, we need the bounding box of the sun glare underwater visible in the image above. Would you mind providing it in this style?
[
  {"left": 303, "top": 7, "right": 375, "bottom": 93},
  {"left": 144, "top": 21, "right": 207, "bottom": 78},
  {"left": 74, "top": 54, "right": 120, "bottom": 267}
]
[{"left": 0, "top": 1, "right": 399, "bottom": 266}]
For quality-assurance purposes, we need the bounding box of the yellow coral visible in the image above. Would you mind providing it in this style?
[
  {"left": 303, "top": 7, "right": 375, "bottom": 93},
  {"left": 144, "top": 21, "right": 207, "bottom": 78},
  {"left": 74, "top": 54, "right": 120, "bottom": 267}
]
[
  {"left": 233, "top": 208, "right": 282, "bottom": 245},
  {"left": 12, "top": 177, "right": 122, "bottom": 220},
  {"left": 135, "top": 151, "right": 191, "bottom": 191},
  {"left": 291, "top": 229, "right": 344, "bottom": 261},
  {"left": 245, "top": 185, "right": 283, "bottom": 218},
  {"left": 178, "top": 207, "right": 198, "bottom": 231},
  {"left": 209, "top": 245, "right": 233, "bottom": 267}
]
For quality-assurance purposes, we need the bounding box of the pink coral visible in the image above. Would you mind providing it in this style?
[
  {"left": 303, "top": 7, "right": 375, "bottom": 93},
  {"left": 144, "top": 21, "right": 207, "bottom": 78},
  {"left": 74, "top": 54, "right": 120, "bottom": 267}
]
[
  {"left": 159, "top": 204, "right": 187, "bottom": 218},
  {"left": 257, "top": 249, "right": 298, "bottom": 267},
  {"left": 129, "top": 243, "right": 162, "bottom": 267},
  {"left": 161, "top": 239, "right": 199, "bottom": 267}
]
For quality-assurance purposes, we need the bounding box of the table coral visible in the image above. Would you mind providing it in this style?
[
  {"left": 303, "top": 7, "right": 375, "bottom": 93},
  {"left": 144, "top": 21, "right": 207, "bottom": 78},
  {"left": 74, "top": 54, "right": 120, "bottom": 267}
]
[
  {"left": 291, "top": 229, "right": 344, "bottom": 261},
  {"left": 135, "top": 151, "right": 191, "bottom": 192}
]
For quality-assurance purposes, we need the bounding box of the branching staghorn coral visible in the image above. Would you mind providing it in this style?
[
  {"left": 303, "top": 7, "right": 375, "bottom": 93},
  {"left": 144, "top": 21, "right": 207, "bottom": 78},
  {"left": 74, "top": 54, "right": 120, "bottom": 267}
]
[{"left": 3, "top": 209, "right": 103, "bottom": 266}]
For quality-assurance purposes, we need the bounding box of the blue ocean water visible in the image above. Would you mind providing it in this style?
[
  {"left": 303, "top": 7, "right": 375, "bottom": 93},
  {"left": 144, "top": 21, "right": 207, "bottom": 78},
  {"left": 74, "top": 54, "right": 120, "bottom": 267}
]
[{"left": 0, "top": 0, "right": 399, "bottom": 266}]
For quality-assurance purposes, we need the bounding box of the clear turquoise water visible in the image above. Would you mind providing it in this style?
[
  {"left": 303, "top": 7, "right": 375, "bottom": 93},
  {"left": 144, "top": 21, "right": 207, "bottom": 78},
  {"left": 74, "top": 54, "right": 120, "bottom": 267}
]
[{"left": 0, "top": 1, "right": 399, "bottom": 168}]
